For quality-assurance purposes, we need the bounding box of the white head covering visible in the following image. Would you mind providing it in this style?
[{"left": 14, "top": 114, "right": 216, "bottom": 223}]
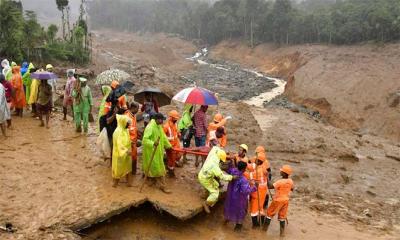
[{"left": 67, "top": 69, "right": 75, "bottom": 77}]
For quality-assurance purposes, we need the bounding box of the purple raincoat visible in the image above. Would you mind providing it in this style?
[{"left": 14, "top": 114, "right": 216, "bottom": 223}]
[{"left": 224, "top": 167, "right": 256, "bottom": 223}]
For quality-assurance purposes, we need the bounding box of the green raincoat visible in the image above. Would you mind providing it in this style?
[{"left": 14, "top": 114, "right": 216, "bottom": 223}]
[
  {"left": 72, "top": 84, "right": 93, "bottom": 132},
  {"left": 178, "top": 104, "right": 193, "bottom": 131},
  {"left": 142, "top": 119, "right": 172, "bottom": 177},
  {"left": 112, "top": 114, "right": 132, "bottom": 179},
  {"left": 97, "top": 85, "right": 112, "bottom": 132},
  {"left": 5, "top": 62, "right": 16, "bottom": 81},
  {"left": 22, "top": 63, "right": 35, "bottom": 102}
]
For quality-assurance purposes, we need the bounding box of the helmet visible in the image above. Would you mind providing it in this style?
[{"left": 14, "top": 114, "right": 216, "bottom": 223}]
[
  {"left": 280, "top": 165, "right": 293, "bottom": 175},
  {"left": 111, "top": 80, "right": 119, "bottom": 89},
  {"left": 217, "top": 149, "right": 227, "bottom": 162},
  {"left": 255, "top": 146, "right": 265, "bottom": 154},
  {"left": 239, "top": 144, "right": 248, "bottom": 152},
  {"left": 169, "top": 110, "right": 180, "bottom": 120},
  {"left": 213, "top": 113, "right": 223, "bottom": 123},
  {"left": 46, "top": 64, "right": 53, "bottom": 70}
]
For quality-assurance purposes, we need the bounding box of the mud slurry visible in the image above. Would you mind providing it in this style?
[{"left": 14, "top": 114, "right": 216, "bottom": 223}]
[{"left": 0, "top": 115, "right": 206, "bottom": 240}]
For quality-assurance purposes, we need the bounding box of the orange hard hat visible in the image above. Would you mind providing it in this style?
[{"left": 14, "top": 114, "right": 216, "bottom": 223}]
[
  {"left": 169, "top": 110, "right": 180, "bottom": 120},
  {"left": 280, "top": 165, "right": 293, "bottom": 175},
  {"left": 111, "top": 80, "right": 119, "bottom": 89},
  {"left": 213, "top": 113, "right": 223, "bottom": 123},
  {"left": 255, "top": 146, "right": 265, "bottom": 154}
]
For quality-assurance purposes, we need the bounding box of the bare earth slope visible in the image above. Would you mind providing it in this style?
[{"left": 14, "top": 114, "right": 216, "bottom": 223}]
[{"left": 211, "top": 41, "right": 400, "bottom": 142}]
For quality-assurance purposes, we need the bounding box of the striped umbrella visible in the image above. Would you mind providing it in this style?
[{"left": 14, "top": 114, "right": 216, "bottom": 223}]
[{"left": 173, "top": 87, "right": 218, "bottom": 105}]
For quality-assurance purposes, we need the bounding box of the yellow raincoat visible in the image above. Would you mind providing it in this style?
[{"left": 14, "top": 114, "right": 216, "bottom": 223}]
[
  {"left": 198, "top": 146, "right": 233, "bottom": 205},
  {"left": 112, "top": 114, "right": 132, "bottom": 179},
  {"left": 29, "top": 79, "right": 40, "bottom": 104}
]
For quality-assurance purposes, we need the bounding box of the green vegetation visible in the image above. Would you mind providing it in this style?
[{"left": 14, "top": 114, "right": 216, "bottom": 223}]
[
  {"left": 88, "top": 0, "right": 400, "bottom": 46},
  {"left": 0, "top": 0, "right": 90, "bottom": 64}
]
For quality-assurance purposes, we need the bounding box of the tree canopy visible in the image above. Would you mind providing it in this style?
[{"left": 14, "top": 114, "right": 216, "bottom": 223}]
[
  {"left": 88, "top": 0, "right": 400, "bottom": 45},
  {"left": 0, "top": 0, "right": 90, "bottom": 64}
]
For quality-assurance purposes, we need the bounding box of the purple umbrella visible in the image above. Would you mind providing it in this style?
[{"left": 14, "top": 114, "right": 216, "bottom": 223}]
[{"left": 31, "top": 71, "right": 58, "bottom": 80}]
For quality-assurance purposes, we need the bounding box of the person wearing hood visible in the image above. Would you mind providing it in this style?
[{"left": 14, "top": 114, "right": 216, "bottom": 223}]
[
  {"left": 46, "top": 64, "right": 57, "bottom": 103},
  {"left": 0, "top": 74, "right": 11, "bottom": 137},
  {"left": 142, "top": 113, "right": 172, "bottom": 194},
  {"left": 223, "top": 161, "right": 256, "bottom": 231},
  {"left": 1, "top": 59, "right": 11, "bottom": 81},
  {"left": 112, "top": 114, "right": 133, "bottom": 187},
  {"left": 72, "top": 77, "right": 93, "bottom": 133},
  {"left": 28, "top": 70, "right": 41, "bottom": 117},
  {"left": 178, "top": 104, "right": 193, "bottom": 148},
  {"left": 163, "top": 110, "right": 182, "bottom": 177},
  {"left": 63, "top": 69, "right": 76, "bottom": 120},
  {"left": 10, "top": 65, "right": 26, "bottom": 117},
  {"left": 20, "top": 62, "right": 28, "bottom": 77},
  {"left": 124, "top": 102, "right": 139, "bottom": 175},
  {"left": 198, "top": 147, "right": 235, "bottom": 213},
  {"left": 22, "top": 63, "right": 35, "bottom": 103}
]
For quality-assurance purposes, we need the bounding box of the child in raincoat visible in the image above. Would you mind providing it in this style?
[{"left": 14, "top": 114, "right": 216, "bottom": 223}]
[
  {"left": 198, "top": 147, "right": 235, "bottom": 213},
  {"left": 112, "top": 114, "right": 133, "bottom": 187},
  {"left": 72, "top": 77, "right": 93, "bottom": 133}
]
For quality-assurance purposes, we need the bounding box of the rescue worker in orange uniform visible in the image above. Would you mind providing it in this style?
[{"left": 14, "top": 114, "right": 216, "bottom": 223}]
[
  {"left": 124, "top": 102, "right": 139, "bottom": 175},
  {"left": 228, "top": 144, "right": 249, "bottom": 167},
  {"left": 264, "top": 165, "right": 294, "bottom": 237},
  {"left": 245, "top": 152, "right": 269, "bottom": 228},
  {"left": 163, "top": 110, "right": 181, "bottom": 177},
  {"left": 249, "top": 145, "right": 272, "bottom": 208},
  {"left": 206, "top": 113, "right": 231, "bottom": 148}
]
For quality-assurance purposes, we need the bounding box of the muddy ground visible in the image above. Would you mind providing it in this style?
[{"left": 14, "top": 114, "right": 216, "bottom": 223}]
[
  {"left": 0, "top": 31, "right": 399, "bottom": 239},
  {"left": 210, "top": 40, "right": 400, "bottom": 142}
]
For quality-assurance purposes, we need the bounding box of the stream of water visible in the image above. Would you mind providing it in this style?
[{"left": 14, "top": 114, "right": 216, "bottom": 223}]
[{"left": 187, "top": 48, "right": 286, "bottom": 107}]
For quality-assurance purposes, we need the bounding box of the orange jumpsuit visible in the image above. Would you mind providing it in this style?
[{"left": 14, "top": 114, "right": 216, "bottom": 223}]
[
  {"left": 206, "top": 118, "right": 227, "bottom": 148},
  {"left": 163, "top": 118, "right": 181, "bottom": 170},
  {"left": 124, "top": 111, "right": 138, "bottom": 174},
  {"left": 245, "top": 164, "right": 268, "bottom": 217},
  {"left": 266, "top": 178, "right": 294, "bottom": 220},
  {"left": 10, "top": 66, "right": 26, "bottom": 109}
]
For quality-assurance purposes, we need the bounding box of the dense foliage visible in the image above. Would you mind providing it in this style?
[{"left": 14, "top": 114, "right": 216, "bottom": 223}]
[
  {"left": 88, "top": 0, "right": 400, "bottom": 45},
  {"left": 0, "top": 0, "right": 90, "bottom": 64}
]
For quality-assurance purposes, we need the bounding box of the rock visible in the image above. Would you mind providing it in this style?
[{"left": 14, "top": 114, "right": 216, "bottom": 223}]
[{"left": 363, "top": 209, "right": 372, "bottom": 218}]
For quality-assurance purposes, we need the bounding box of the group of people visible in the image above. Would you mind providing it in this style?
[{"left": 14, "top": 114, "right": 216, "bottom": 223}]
[
  {"left": 0, "top": 59, "right": 294, "bottom": 236},
  {"left": 95, "top": 80, "right": 294, "bottom": 236},
  {"left": 0, "top": 59, "right": 94, "bottom": 135}
]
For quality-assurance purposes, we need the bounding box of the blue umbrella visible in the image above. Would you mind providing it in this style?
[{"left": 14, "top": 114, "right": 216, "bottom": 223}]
[{"left": 31, "top": 71, "right": 57, "bottom": 80}]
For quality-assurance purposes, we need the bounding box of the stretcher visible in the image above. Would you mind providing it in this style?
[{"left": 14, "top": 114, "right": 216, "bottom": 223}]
[{"left": 172, "top": 146, "right": 210, "bottom": 167}]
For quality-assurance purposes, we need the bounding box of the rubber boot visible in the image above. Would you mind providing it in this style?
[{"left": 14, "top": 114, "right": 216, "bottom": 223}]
[
  {"left": 132, "top": 160, "right": 137, "bottom": 175},
  {"left": 63, "top": 107, "right": 67, "bottom": 120},
  {"left": 261, "top": 216, "right": 265, "bottom": 225},
  {"left": 280, "top": 220, "right": 286, "bottom": 237},
  {"left": 234, "top": 224, "right": 242, "bottom": 232},
  {"left": 251, "top": 216, "right": 260, "bottom": 228},
  {"left": 263, "top": 217, "right": 271, "bottom": 231}
]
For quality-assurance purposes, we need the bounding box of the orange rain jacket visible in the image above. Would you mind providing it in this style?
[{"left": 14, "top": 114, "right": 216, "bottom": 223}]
[{"left": 10, "top": 66, "right": 26, "bottom": 109}]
